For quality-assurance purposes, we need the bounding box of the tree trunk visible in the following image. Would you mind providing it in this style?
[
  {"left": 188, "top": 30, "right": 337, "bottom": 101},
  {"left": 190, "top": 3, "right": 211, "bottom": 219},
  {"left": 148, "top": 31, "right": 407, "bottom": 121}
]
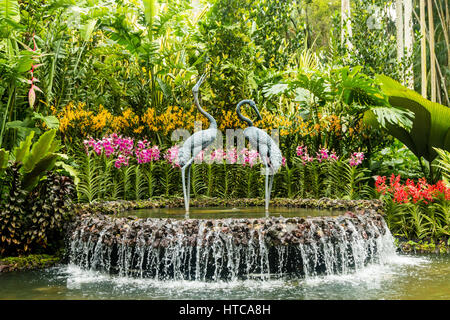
[
  {"left": 341, "top": 0, "right": 352, "bottom": 50},
  {"left": 396, "top": 0, "right": 404, "bottom": 67},
  {"left": 428, "top": 0, "right": 436, "bottom": 102},
  {"left": 420, "top": 0, "right": 427, "bottom": 98},
  {"left": 434, "top": 0, "right": 450, "bottom": 89},
  {"left": 420, "top": 0, "right": 427, "bottom": 99},
  {"left": 404, "top": 0, "right": 414, "bottom": 89}
]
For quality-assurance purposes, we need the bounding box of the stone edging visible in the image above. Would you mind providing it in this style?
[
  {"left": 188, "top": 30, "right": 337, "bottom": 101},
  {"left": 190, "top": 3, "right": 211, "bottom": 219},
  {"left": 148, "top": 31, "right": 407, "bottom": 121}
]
[{"left": 71, "top": 197, "right": 385, "bottom": 216}]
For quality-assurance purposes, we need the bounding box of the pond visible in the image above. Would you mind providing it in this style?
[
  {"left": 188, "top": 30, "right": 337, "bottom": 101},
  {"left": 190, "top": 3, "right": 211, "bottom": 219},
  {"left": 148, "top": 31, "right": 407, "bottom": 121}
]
[
  {"left": 118, "top": 206, "right": 339, "bottom": 219},
  {"left": 0, "top": 254, "right": 449, "bottom": 300}
]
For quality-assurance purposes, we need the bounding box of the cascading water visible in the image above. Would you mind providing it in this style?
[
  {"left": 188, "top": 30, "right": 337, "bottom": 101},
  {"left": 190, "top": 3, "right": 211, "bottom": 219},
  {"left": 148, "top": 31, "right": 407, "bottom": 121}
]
[{"left": 67, "top": 210, "right": 397, "bottom": 281}]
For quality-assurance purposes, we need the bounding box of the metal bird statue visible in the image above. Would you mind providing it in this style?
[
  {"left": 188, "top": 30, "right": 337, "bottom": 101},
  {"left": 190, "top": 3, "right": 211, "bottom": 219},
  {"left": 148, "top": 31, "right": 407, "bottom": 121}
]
[
  {"left": 236, "top": 100, "right": 283, "bottom": 211},
  {"left": 178, "top": 74, "right": 217, "bottom": 212}
]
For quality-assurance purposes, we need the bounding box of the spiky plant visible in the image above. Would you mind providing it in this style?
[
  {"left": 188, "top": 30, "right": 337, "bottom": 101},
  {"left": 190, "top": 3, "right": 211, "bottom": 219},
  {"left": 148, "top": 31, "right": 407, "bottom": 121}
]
[
  {"left": 26, "top": 172, "right": 75, "bottom": 251},
  {"left": 0, "top": 163, "right": 27, "bottom": 255}
]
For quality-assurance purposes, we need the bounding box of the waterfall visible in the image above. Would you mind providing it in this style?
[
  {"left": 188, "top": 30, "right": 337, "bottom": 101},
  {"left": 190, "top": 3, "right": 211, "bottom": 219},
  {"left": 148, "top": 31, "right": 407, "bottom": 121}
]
[{"left": 67, "top": 211, "right": 397, "bottom": 281}]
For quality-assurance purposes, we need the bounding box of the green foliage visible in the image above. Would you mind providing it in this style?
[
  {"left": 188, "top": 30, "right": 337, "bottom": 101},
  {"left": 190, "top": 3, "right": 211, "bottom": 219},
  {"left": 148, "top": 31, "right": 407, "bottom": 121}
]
[
  {"left": 0, "top": 148, "right": 9, "bottom": 171},
  {"left": 0, "top": 163, "right": 74, "bottom": 256},
  {"left": 330, "top": 0, "right": 411, "bottom": 81},
  {"left": 76, "top": 151, "right": 102, "bottom": 203},
  {"left": 0, "top": 164, "right": 27, "bottom": 255},
  {"left": 370, "top": 75, "right": 450, "bottom": 181},
  {"left": 370, "top": 140, "right": 423, "bottom": 180},
  {"left": 434, "top": 148, "right": 450, "bottom": 184},
  {"left": 0, "top": 254, "right": 60, "bottom": 272},
  {"left": 9, "top": 129, "right": 61, "bottom": 190},
  {"left": 384, "top": 198, "right": 450, "bottom": 242}
]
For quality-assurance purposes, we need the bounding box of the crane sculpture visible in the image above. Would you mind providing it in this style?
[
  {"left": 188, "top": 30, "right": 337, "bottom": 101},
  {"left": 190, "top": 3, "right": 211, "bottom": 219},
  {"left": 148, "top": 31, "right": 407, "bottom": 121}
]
[
  {"left": 236, "top": 100, "right": 283, "bottom": 211},
  {"left": 178, "top": 74, "right": 218, "bottom": 212}
]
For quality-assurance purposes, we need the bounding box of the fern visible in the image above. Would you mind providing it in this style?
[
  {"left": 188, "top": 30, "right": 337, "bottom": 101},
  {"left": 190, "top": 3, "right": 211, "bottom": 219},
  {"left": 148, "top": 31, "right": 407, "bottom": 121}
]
[
  {"left": 76, "top": 152, "right": 102, "bottom": 203},
  {"left": 433, "top": 201, "right": 450, "bottom": 237},
  {"left": 434, "top": 148, "right": 450, "bottom": 183},
  {"left": 328, "top": 161, "right": 371, "bottom": 199},
  {"left": 160, "top": 163, "right": 179, "bottom": 198},
  {"left": 408, "top": 204, "right": 430, "bottom": 240},
  {"left": 383, "top": 199, "right": 410, "bottom": 237},
  {"left": 121, "top": 165, "right": 134, "bottom": 200},
  {"left": 145, "top": 163, "right": 156, "bottom": 199},
  {"left": 205, "top": 163, "right": 215, "bottom": 197},
  {"left": 110, "top": 171, "right": 123, "bottom": 200},
  {"left": 100, "top": 156, "right": 114, "bottom": 200},
  {"left": 134, "top": 165, "right": 147, "bottom": 200},
  {"left": 191, "top": 163, "right": 206, "bottom": 198}
]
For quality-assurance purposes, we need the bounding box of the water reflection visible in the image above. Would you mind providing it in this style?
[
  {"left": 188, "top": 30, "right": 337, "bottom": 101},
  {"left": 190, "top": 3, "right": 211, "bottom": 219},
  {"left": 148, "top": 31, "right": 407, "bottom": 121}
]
[
  {"left": 0, "top": 254, "right": 449, "bottom": 300},
  {"left": 118, "top": 206, "right": 338, "bottom": 220}
]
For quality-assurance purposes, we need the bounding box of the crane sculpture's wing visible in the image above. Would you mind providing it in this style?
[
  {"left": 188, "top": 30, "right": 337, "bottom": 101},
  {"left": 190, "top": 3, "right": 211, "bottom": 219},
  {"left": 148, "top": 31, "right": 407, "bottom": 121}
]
[
  {"left": 178, "top": 128, "right": 218, "bottom": 167},
  {"left": 248, "top": 127, "right": 283, "bottom": 173}
]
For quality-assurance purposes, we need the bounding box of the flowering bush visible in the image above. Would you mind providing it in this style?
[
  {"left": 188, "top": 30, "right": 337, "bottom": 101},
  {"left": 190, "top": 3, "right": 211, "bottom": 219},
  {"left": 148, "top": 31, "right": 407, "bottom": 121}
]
[
  {"left": 378, "top": 174, "right": 450, "bottom": 241},
  {"left": 83, "top": 134, "right": 160, "bottom": 168},
  {"left": 293, "top": 145, "right": 370, "bottom": 199},
  {"left": 295, "top": 145, "right": 365, "bottom": 166},
  {"left": 375, "top": 174, "right": 450, "bottom": 204}
]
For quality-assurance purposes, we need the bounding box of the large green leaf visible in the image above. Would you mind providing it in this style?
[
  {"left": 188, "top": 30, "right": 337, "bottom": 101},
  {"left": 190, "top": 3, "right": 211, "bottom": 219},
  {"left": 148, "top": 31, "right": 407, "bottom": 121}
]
[
  {"left": 142, "top": 0, "right": 156, "bottom": 25},
  {"left": 80, "top": 19, "right": 97, "bottom": 41},
  {"left": 0, "top": 148, "right": 9, "bottom": 171},
  {"left": 13, "top": 130, "right": 35, "bottom": 163},
  {"left": 22, "top": 154, "right": 58, "bottom": 190},
  {"left": 376, "top": 75, "right": 450, "bottom": 162},
  {"left": 22, "top": 129, "right": 56, "bottom": 172},
  {"left": 32, "top": 112, "right": 60, "bottom": 130},
  {"left": 55, "top": 161, "right": 79, "bottom": 185}
]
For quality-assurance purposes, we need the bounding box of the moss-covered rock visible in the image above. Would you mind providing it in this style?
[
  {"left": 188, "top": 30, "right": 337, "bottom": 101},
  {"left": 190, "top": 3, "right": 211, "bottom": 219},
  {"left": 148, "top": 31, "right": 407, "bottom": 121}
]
[
  {"left": 396, "top": 239, "right": 450, "bottom": 255},
  {"left": 0, "top": 254, "right": 60, "bottom": 273}
]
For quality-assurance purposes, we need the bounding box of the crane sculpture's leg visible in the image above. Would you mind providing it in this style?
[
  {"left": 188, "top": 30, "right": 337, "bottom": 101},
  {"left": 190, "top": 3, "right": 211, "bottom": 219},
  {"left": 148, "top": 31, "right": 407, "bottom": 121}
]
[
  {"left": 264, "top": 163, "right": 270, "bottom": 212},
  {"left": 268, "top": 164, "right": 274, "bottom": 202},
  {"left": 187, "top": 163, "right": 192, "bottom": 206},
  {"left": 181, "top": 159, "right": 194, "bottom": 213},
  {"left": 181, "top": 166, "right": 188, "bottom": 212},
  {"left": 264, "top": 164, "right": 270, "bottom": 212},
  {"left": 258, "top": 148, "right": 271, "bottom": 212}
]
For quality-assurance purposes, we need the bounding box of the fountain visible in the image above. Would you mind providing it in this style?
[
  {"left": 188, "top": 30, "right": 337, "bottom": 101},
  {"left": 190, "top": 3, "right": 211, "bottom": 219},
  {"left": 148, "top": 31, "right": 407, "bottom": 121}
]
[{"left": 67, "top": 201, "right": 396, "bottom": 281}]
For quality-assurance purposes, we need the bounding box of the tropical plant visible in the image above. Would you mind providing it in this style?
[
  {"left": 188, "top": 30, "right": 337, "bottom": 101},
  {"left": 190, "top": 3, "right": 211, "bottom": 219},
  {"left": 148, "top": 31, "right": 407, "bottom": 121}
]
[
  {"left": 367, "top": 75, "right": 450, "bottom": 180},
  {"left": 434, "top": 148, "right": 450, "bottom": 184},
  {"left": 0, "top": 129, "right": 74, "bottom": 256}
]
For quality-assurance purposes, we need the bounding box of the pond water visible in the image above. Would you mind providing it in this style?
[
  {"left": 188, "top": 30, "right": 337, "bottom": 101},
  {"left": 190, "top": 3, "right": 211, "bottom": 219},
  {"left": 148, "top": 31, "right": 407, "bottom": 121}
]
[
  {"left": 118, "top": 206, "right": 338, "bottom": 219},
  {"left": 0, "top": 254, "right": 449, "bottom": 300}
]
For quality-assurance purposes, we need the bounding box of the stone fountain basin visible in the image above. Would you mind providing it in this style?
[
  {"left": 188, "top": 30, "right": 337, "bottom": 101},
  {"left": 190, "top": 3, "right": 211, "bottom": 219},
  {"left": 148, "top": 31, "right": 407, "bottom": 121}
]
[
  {"left": 71, "top": 210, "right": 386, "bottom": 248},
  {"left": 68, "top": 198, "right": 386, "bottom": 248},
  {"left": 66, "top": 199, "right": 390, "bottom": 280}
]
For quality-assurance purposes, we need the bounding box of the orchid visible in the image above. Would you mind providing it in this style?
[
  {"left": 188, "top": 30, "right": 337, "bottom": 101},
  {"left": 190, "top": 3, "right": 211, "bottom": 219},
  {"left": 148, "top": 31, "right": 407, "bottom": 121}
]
[
  {"left": 83, "top": 134, "right": 160, "bottom": 168},
  {"left": 349, "top": 152, "right": 364, "bottom": 167}
]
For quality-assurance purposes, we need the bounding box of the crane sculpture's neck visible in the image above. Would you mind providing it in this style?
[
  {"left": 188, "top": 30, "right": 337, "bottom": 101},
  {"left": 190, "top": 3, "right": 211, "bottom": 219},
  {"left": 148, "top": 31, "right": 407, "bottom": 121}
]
[
  {"left": 236, "top": 100, "right": 255, "bottom": 127},
  {"left": 194, "top": 94, "right": 217, "bottom": 129}
]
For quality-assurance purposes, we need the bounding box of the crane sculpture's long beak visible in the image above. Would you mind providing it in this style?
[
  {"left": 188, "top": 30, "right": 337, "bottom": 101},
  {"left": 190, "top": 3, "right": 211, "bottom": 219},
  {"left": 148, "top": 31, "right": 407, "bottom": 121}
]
[{"left": 251, "top": 102, "right": 263, "bottom": 121}]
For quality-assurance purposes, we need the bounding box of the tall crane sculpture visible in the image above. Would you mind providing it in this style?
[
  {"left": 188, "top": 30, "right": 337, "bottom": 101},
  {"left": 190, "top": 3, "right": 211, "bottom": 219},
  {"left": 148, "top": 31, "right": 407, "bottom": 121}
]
[
  {"left": 178, "top": 74, "right": 218, "bottom": 212},
  {"left": 236, "top": 99, "right": 283, "bottom": 211}
]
